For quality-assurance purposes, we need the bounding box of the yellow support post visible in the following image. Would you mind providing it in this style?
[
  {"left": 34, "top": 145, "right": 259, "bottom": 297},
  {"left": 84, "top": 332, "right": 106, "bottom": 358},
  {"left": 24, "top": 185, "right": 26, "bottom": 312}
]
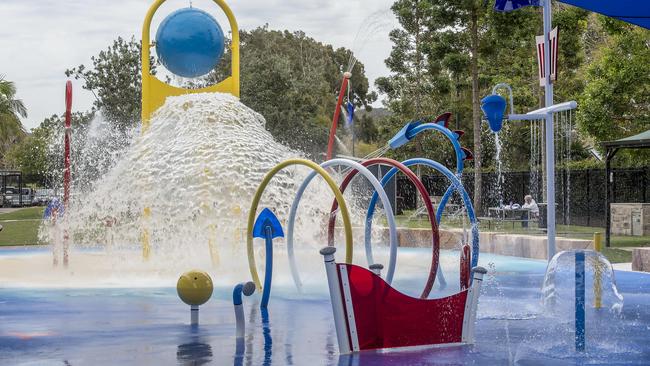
[
  {"left": 142, "top": 207, "right": 152, "bottom": 260},
  {"left": 593, "top": 232, "right": 603, "bottom": 252},
  {"left": 594, "top": 232, "right": 603, "bottom": 309},
  {"left": 208, "top": 224, "right": 220, "bottom": 266}
]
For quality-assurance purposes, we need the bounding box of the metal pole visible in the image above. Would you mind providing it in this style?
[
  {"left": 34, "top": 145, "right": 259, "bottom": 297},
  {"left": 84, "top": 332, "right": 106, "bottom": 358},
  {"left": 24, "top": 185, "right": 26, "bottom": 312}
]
[
  {"left": 605, "top": 152, "right": 611, "bottom": 247},
  {"left": 605, "top": 149, "right": 617, "bottom": 247},
  {"left": 190, "top": 305, "right": 199, "bottom": 326},
  {"left": 575, "top": 251, "right": 586, "bottom": 351},
  {"left": 543, "top": 0, "right": 556, "bottom": 260},
  {"left": 320, "top": 247, "right": 351, "bottom": 354}
]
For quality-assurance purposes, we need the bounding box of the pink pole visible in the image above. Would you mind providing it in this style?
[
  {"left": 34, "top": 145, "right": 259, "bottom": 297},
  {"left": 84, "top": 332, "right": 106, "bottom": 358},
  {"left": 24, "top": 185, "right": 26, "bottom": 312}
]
[
  {"left": 64, "top": 81, "right": 72, "bottom": 205},
  {"left": 63, "top": 81, "right": 72, "bottom": 267}
]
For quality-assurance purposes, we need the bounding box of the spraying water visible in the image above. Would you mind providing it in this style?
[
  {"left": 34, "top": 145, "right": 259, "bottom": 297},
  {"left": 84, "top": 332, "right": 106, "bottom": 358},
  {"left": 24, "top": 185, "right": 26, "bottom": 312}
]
[
  {"left": 39, "top": 93, "right": 339, "bottom": 274},
  {"left": 494, "top": 132, "right": 504, "bottom": 207},
  {"left": 542, "top": 250, "right": 623, "bottom": 315},
  {"left": 345, "top": 9, "right": 393, "bottom": 73},
  {"left": 529, "top": 119, "right": 542, "bottom": 201}
]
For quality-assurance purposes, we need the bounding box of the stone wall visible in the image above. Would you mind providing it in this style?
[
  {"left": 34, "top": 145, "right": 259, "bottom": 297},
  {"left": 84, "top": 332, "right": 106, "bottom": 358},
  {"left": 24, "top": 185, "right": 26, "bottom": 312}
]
[
  {"left": 340, "top": 227, "right": 593, "bottom": 260},
  {"left": 611, "top": 203, "right": 650, "bottom": 236},
  {"left": 632, "top": 248, "right": 650, "bottom": 272}
]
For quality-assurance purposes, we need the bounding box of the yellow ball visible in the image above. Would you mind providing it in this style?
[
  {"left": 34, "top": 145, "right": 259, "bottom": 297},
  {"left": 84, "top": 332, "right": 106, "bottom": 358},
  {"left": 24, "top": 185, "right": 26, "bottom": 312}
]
[{"left": 176, "top": 270, "right": 214, "bottom": 306}]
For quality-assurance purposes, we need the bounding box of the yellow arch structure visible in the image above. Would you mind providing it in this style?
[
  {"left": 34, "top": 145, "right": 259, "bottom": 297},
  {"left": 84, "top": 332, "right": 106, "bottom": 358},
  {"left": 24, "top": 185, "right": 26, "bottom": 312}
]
[
  {"left": 247, "top": 159, "right": 354, "bottom": 290},
  {"left": 141, "top": 0, "right": 240, "bottom": 128}
]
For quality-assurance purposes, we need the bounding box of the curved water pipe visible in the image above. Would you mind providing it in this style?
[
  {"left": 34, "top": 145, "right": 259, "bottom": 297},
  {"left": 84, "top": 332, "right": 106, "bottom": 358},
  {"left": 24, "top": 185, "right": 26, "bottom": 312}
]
[
  {"left": 233, "top": 281, "right": 256, "bottom": 339},
  {"left": 388, "top": 116, "right": 474, "bottom": 222},
  {"left": 247, "top": 159, "right": 354, "bottom": 290},
  {"left": 327, "top": 157, "right": 441, "bottom": 299},
  {"left": 365, "top": 158, "right": 480, "bottom": 279},
  {"left": 286, "top": 159, "right": 397, "bottom": 292}
]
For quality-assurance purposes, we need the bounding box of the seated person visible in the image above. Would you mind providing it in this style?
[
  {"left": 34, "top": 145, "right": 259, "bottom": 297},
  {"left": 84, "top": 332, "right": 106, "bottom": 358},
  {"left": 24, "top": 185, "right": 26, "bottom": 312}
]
[{"left": 521, "top": 195, "right": 539, "bottom": 227}]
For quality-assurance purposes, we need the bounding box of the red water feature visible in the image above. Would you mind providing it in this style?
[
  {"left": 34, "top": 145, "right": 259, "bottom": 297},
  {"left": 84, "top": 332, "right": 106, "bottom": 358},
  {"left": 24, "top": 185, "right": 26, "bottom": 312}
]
[{"left": 326, "top": 157, "right": 440, "bottom": 299}]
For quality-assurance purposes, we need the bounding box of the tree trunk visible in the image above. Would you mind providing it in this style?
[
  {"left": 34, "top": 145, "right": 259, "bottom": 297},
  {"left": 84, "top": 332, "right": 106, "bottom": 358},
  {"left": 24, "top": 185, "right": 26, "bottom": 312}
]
[
  {"left": 470, "top": 7, "right": 482, "bottom": 215},
  {"left": 414, "top": 0, "right": 424, "bottom": 158}
]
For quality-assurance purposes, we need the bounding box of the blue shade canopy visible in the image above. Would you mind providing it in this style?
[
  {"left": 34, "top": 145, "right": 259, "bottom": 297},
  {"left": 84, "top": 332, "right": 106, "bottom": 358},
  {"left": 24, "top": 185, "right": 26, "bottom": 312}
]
[
  {"left": 494, "top": 0, "right": 540, "bottom": 12},
  {"left": 494, "top": 0, "right": 650, "bottom": 30},
  {"left": 559, "top": 0, "right": 650, "bottom": 30}
]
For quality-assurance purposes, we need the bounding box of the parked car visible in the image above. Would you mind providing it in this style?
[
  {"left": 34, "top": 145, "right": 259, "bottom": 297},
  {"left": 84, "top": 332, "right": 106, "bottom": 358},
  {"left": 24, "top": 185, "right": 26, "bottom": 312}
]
[
  {"left": 21, "top": 188, "right": 34, "bottom": 207},
  {"left": 1, "top": 187, "right": 17, "bottom": 207},
  {"left": 33, "top": 189, "right": 56, "bottom": 206},
  {"left": 1, "top": 187, "right": 36, "bottom": 207}
]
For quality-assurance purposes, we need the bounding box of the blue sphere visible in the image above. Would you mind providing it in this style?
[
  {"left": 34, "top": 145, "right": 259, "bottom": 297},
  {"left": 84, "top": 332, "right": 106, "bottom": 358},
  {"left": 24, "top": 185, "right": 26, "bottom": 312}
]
[{"left": 155, "top": 8, "right": 225, "bottom": 78}]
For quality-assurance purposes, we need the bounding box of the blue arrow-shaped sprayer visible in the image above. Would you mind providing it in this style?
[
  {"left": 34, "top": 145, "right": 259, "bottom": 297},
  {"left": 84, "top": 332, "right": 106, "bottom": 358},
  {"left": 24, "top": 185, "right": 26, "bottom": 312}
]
[{"left": 253, "top": 208, "right": 284, "bottom": 309}]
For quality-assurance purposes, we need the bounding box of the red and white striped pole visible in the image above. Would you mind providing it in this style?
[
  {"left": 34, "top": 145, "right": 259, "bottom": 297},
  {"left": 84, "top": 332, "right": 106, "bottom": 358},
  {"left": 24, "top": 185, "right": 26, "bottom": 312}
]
[{"left": 63, "top": 80, "right": 72, "bottom": 267}]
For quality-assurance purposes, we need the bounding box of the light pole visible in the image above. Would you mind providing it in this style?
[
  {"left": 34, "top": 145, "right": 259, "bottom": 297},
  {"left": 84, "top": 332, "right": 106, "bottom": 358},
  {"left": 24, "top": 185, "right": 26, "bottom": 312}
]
[
  {"left": 481, "top": 0, "right": 579, "bottom": 261},
  {"left": 542, "top": 0, "right": 557, "bottom": 259}
]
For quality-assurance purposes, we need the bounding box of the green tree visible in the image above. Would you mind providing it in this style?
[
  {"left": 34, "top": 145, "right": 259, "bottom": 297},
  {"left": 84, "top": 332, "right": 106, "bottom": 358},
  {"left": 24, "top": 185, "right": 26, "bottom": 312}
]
[
  {"left": 6, "top": 112, "right": 95, "bottom": 185},
  {"left": 202, "top": 26, "right": 377, "bottom": 157},
  {"left": 377, "top": 0, "right": 496, "bottom": 211},
  {"left": 375, "top": 0, "right": 442, "bottom": 160},
  {"left": 577, "top": 21, "right": 650, "bottom": 147},
  {"left": 355, "top": 113, "right": 379, "bottom": 143},
  {"left": 377, "top": 1, "right": 596, "bottom": 210},
  {"left": 0, "top": 76, "right": 27, "bottom": 167},
  {"left": 65, "top": 37, "right": 156, "bottom": 129},
  {"left": 5, "top": 127, "right": 48, "bottom": 184}
]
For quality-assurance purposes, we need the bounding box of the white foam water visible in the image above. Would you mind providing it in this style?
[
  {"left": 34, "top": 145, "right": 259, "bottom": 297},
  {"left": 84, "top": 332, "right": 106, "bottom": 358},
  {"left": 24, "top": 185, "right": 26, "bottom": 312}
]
[
  {"left": 542, "top": 250, "right": 624, "bottom": 315},
  {"left": 39, "top": 92, "right": 339, "bottom": 274}
]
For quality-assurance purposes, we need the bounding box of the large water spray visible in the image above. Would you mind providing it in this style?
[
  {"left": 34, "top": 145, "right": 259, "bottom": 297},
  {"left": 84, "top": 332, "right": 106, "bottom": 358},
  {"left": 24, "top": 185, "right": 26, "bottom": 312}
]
[{"left": 41, "top": 93, "right": 338, "bottom": 270}]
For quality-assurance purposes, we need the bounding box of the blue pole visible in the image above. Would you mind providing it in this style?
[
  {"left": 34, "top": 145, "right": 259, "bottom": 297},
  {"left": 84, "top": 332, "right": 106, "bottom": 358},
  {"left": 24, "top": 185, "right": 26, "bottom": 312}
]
[
  {"left": 261, "top": 307, "right": 272, "bottom": 365},
  {"left": 261, "top": 226, "right": 273, "bottom": 309},
  {"left": 575, "top": 251, "right": 586, "bottom": 352}
]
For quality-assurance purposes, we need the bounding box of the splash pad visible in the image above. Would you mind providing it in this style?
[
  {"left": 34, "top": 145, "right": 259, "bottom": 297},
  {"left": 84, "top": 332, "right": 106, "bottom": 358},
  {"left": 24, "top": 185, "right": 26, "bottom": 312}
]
[{"left": 2, "top": 0, "right": 650, "bottom": 364}]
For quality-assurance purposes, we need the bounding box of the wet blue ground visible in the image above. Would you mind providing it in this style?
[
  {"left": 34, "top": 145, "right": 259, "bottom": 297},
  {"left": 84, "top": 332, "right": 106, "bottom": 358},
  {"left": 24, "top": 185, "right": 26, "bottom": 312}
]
[{"left": 1, "top": 250, "right": 649, "bottom": 365}]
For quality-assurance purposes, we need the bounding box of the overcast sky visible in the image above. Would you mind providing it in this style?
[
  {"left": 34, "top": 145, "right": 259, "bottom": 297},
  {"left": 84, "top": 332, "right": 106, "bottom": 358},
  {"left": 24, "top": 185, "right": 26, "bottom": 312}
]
[{"left": 0, "top": 0, "right": 398, "bottom": 130}]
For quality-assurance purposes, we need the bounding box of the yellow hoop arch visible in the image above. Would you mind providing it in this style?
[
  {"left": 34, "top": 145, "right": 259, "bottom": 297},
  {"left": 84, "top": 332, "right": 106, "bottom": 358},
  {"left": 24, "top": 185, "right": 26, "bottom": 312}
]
[{"left": 247, "top": 159, "right": 353, "bottom": 289}]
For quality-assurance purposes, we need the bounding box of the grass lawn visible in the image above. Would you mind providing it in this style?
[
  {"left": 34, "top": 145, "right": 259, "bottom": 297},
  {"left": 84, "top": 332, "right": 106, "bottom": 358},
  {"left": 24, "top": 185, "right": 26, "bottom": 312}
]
[
  {"left": 0, "top": 207, "right": 44, "bottom": 246},
  {"left": 3, "top": 207, "right": 647, "bottom": 263}
]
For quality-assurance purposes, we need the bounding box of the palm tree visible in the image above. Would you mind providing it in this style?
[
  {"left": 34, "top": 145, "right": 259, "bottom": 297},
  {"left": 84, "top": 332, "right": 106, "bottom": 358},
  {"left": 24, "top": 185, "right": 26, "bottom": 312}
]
[{"left": 0, "top": 76, "right": 27, "bottom": 167}]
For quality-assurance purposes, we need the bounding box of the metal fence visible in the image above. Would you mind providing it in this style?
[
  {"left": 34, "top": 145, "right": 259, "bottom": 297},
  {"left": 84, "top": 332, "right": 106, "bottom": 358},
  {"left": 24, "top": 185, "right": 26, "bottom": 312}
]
[{"left": 395, "top": 168, "right": 650, "bottom": 228}]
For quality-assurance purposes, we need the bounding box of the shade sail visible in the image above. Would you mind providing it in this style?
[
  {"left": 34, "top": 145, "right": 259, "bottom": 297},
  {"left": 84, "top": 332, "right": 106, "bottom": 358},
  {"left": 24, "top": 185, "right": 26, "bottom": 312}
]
[
  {"left": 495, "top": 0, "right": 650, "bottom": 30},
  {"left": 602, "top": 129, "right": 650, "bottom": 149},
  {"left": 560, "top": 0, "right": 650, "bottom": 29}
]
